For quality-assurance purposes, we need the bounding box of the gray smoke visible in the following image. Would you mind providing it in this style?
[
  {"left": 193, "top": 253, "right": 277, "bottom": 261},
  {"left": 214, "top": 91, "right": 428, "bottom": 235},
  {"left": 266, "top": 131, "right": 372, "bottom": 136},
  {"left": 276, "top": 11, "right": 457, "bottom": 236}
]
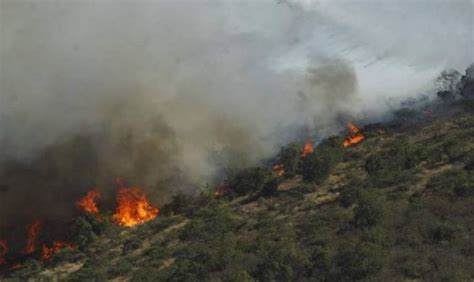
[{"left": 0, "top": 0, "right": 472, "bottom": 235}]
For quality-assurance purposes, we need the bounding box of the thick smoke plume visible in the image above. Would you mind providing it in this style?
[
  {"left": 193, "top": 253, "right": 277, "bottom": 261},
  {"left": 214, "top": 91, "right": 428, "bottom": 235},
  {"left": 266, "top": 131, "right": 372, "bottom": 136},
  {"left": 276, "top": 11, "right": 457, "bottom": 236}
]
[{"left": 0, "top": 0, "right": 472, "bottom": 238}]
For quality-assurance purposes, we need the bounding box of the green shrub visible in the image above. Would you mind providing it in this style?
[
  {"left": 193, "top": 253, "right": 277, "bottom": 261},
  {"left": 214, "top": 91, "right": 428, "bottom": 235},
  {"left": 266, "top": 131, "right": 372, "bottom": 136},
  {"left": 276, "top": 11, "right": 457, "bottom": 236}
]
[
  {"left": 108, "top": 259, "right": 133, "bottom": 278},
  {"left": 339, "top": 184, "right": 362, "bottom": 208},
  {"left": 226, "top": 167, "right": 273, "bottom": 195},
  {"left": 180, "top": 205, "right": 236, "bottom": 241},
  {"left": 463, "top": 150, "right": 474, "bottom": 170},
  {"left": 428, "top": 222, "right": 462, "bottom": 243},
  {"left": 161, "top": 192, "right": 193, "bottom": 215},
  {"left": 122, "top": 238, "right": 141, "bottom": 254},
  {"left": 365, "top": 138, "right": 424, "bottom": 187},
  {"left": 333, "top": 243, "right": 384, "bottom": 280},
  {"left": 275, "top": 143, "right": 302, "bottom": 178},
  {"left": 158, "top": 258, "right": 208, "bottom": 282},
  {"left": 301, "top": 136, "right": 344, "bottom": 183},
  {"left": 353, "top": 190, "right": 385, "bottom": 229},
  {"left": 69, "top": 264, "right": 106, "bottom": 282},
  {"left": 427, "top": 169, "right": 474, "bottom": 196},
  {"left": 71, "top": 215, "right": 103, "bottom": 248},
  {"left": 229, "top": 270, "right": 256, "bottom": 282},
  {"left": 260, "top": 178, "right": 279, "bottom": 197},
  {"left": 8, "top": 259, "right": 42, "bottom": 280}
]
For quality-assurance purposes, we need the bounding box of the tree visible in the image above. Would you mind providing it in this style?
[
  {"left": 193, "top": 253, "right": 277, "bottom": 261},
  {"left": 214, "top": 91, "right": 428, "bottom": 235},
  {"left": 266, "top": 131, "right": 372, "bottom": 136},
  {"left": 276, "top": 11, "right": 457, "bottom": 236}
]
[
  {"left": 301, "top": 136, "right": 344, "bottom": 183},
  {"left": 226, "top": 167, "right": 273, "bottom": 195},
  {"left": 275, "top": 143, "right": 302, "bottom": 177}
]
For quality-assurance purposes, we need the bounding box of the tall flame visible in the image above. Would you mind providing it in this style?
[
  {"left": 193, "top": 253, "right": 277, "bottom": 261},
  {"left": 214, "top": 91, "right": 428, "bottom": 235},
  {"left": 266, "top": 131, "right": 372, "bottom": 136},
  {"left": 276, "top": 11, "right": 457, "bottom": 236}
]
[
  {"left": 343, "top": 122, "right": 365, "bottom": 147},
  {"left": 0, "top": 240, "right": 7, "bottom": 265},
  {"left": 301, "top": 140, "right": 314, "bottom": 158},
  {"left": 22, "top": 220, "right": 42, "bottom": 254},
  {"left": 41, "top": 241, "right": 75, "bottom": 261},
  {"left": 76, "top": 190, "right": 101, "bottom": 215},
  {"left": 112, "top": 186, "right": 159, "bottom": 227}
]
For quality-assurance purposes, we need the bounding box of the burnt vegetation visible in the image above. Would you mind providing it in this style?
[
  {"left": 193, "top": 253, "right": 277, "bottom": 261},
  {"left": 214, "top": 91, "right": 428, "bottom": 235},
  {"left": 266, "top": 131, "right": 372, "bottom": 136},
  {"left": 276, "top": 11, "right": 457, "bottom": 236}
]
[{"left": 2, "top": 65, "right": 474, "bottom": 281}]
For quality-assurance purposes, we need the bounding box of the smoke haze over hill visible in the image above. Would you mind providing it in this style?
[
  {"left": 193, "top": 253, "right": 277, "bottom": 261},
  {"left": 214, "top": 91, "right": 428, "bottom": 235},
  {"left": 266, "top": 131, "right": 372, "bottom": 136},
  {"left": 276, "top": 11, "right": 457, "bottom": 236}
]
[{"left": 0, "top": 0, "right": 473, "bottom": 234}]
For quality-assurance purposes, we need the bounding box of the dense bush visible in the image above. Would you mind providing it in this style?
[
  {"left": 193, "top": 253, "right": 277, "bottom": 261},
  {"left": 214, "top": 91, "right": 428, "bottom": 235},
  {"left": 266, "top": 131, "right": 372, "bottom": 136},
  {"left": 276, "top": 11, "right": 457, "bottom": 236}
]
[
  {"left": 161, "top": 192, "right": 193, "bottom": 215},
  {"left": 427, "top": 169, "right": 474, "bottom": 197},
  {"left": 353, "top": 190, "right": 385, "bottom": 229},
  {"left": 226, "top": 167, "right": 273, "bottom": 195},
  {"left": 71, "top": 214, "right": 106, "bottom": 249},
  {"left": 333, "top": 243, "right": 384, "bottom": 280},
  {"left": 260, "top": 178, "right": 280, "bottom": 197},
  {"left": 463, "top": 151, "right": 474, "bottom": 170},
  {"left": 339, "top": 181, "right": 363, "bottom": 208},
  {"left": 8, "top": 259, "right": 42, "bottom": 280},
  {"left": 365, "top": 138, "right": 424, "bottom": 186},
  {"left": 274, "top": 143, "right": 302, "bottom": 178},
  {"left": 301, "top": 136, "right": 344, "bottom": 183},
  {"left": 428, "top": 222, "right": 462, "bottom": 244},
  {"left": 108, "top": 259, "right": 133, "bottom": 278},
  {"left": 180, "top": 205, "right": 236, "bottom": 241}
]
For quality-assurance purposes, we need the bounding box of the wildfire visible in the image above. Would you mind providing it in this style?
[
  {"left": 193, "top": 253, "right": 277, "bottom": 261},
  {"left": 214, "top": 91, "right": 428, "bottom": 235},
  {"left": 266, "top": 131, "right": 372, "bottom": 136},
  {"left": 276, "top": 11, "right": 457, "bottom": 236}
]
[
  {"left": 76, "top": 190, "right": 101, "bottom": 215},
  {"left": 112, "top": 186, "right": 159, "bottom": 227},
  {"left": 272, "top": 164, "right": 285, "bottom": 177},
  {"left": 301, "top": 140, "right": 314, "bottom": 158},
  {"left": 0, "top": 240, "right": 7, "bottom": 265},
  {"left": 41, "top": 241, "right": 75, "bottom": 261},
  {"left": 22, "top": 220, "right": 42, "bottom": 254},
  {"left": 213, "top": 183, "right": 228, "bottom": 198},
  {"left": 343, "top": 122, "right": 365, "bottom": 147}
]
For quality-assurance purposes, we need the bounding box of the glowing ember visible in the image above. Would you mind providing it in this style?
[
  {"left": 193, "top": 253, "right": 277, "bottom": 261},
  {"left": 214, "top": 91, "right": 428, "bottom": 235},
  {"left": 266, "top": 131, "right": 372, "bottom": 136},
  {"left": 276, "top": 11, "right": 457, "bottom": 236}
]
[
  {"left": 41, "top": 241, "right": 75, "bottom": 261},
  {"left": 76, "top": 190, "right": 101, "bottom": 215},
  {"left": 213, "top": 183, "right": 228, "bottom": 198},
  {"left": 112, "top": 186, "right": 159, "bottom": 227},
  {"left": 23, "top": 220, "right": 42, "bottom": 254},
  {"left": 0, "top": 240, "right": 7, "bottom": 265},
  {"left": 9, "top": 263, "right": 22, "bottom": 270},
  {"left": 343, "top": 122, "right": 365, "bottom": 147},
  {"left": 272, "top": 164, "right": 285, "bottom": 177},
  {"left": 301, "top": 140, "right": 314, "bottom": 158}
]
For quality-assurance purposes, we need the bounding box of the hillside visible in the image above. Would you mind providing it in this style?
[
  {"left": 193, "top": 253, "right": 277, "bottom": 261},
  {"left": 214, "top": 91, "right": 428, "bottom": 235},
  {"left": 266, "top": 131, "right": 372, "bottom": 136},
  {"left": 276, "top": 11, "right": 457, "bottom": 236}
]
[{"left": 3, "top": 100, "right": 474, "bottom": 281}]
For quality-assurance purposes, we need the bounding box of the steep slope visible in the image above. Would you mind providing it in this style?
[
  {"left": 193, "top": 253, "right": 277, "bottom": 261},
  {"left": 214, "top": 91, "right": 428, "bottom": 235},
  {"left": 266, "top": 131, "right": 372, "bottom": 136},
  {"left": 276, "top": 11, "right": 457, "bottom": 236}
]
[{"left": 3, "top": 101, "right": 474, "bottom": 281}]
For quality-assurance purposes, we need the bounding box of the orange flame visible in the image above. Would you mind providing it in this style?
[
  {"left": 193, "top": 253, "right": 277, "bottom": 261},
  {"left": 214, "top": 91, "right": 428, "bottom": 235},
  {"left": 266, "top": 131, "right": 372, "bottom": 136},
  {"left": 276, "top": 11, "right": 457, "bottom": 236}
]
[
  {"left": 22, "top": 220, "right": 42, "bottom": 254},
  {"left": 0, "top": 240, "right": 7, "bottom": 265},
  {"left": 343, "top": 122, "right": 365, "bottom": 147},
  {"left": 272, "top": 164, "right": 285, "bottom": 177},
  {"left": 112, "top": 186, "right": 159, "bottom": 227},
  {"left": 76, "top": 190, "right": 101, "bottom": 215},
  {"left": 301, "top": 140, "right": 314, "bottom": 158},
  {"left": 41, "top": 241, "right": 75, "bottom": 261}
]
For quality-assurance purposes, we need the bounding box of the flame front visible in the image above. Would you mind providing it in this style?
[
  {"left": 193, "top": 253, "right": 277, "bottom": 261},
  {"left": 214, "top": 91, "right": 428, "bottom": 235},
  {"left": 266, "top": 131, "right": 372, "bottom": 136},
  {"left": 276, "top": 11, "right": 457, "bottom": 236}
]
[
  {"left": 41, "top": 241, "right": 75, "bottom": 261},
  {"left": 0, "top": 240, "right": 7, "bottom": 265},
  {"left": 343, "top": 122, "right": 365, "bottom": 147},
  {"left": 76, "top": 190, "right": 101, "bottom": 215},
  {"left": 22, "top": 220, "right": 42, "bottom": 254},
  {"left": 112, "top": 187, "right": 159, "bottom": 227},
  {"left": 272, "top": 164, "right": 285, "bottom": 177},
  {"left": 301, "top": 140, "right": 314, "bottom": 158}
]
